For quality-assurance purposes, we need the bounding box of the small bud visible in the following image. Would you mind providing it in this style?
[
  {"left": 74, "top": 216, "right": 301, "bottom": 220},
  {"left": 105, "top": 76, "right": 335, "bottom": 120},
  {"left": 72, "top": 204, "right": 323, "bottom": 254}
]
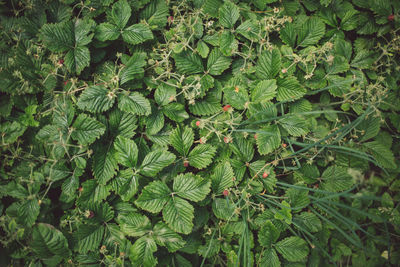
[
  {"left": 223, "top": 189, "right": 229, "bottom": 196},
  {"left": 183, "top": 160, "right": 189, "bottom": 167},
  {"left": 78, "top": 187, "right": 83, "bottom": 192},
  {"left": 63, "top": 81, "right": 68, "bottom": 86},
  {"left": 388, "top": 14, "right": 395, "bottom": 21},
  {"left": 38, "top": 199, "right": 42, "bottom": 205},
  {"left": 196, "top": 120, "right": 201, "bottom": 127},
  {"left": 254, "top": 134, "right": 257, "bottom": 140},
  {"left": 234, "top": 86, "right": 239, "bottom": 92},
  {"left": 223, "top": 105, "right": 231, "bottom": 112},
  {"left": 281, "top": 68, "right": 287, "bottom": 73},
  {"left": 223, "top": 136, "right": 232, "bottom": 143},
  {"left": 58, "top": 59, "right": 64, "bottom": 65},
  {"left": 88, "top": 211, "right": 94, "bottom": 218},
  {"left": 199, "top": 137, "right": 207, "bottom": 144},
  {"left": 262, "top": 172, "right": 269, "bottom": 178},
  {"left": 282, "top": 143, "right": 287, "bottom": 148},
  {"left": 168, "top": 16, "right": 174, "bottom": 23}
]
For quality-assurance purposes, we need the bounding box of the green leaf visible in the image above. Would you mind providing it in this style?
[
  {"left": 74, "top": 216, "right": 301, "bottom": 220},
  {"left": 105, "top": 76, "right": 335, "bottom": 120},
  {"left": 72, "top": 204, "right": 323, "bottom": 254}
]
[
  {"left": 77, "top": 180, "right": 110, "bottom": 205},
  {"left": 260, "top": 248, "right": 281, "bottom": 267},
  {"left": 173, "top": 173, "right": 211, "bottom": 202},
  {"left": 351, "top": 50, "right": 378, "bottom": 69},
  {"left": 163, "top": 197, "right": 194, "bottom": 234},
  {"left": 197, "top": 40, "right": 210, "bottom": 58},
  {"left": 64, "top": 45, "right": 90, "bottom": 74},
  {"left": 275, "top": 236, "right": 309, "bottom": 262},
  {"left": 276, "top": 76, "right": 306, "bottom": 102},
  {"left": 295, "top": 212, "right": 322, "bottom": 233},
  {"left": 119, "top": 52, "right": 147, "bottom": 85},
  {"left": 278, "top": 115, "right": 309, "bottom": 137},
  {"left": 113, "top": 169, "right": 140, "bottom": 201},
  {"left": 77, "top": 86, "right": 114, "bottom": 113},
  {"left": 129, "top": 236, "right": 158, "bottom": 267},
  {"left": 162, "top": 102, "right": 189, "bottom": 122},
  {"left": 111, "top": 0, "right": 131, "bottom": 29},
  {"left": 202, "top": 0, "right": 223, "bottom": 17},
  {"left": 211, "top": 161, "right": 234, "bottom": 194},
  {"left": 153, "top": 222, "right": 186, "bottom": 252},
  {"left": 140, "top": 0, "right": 169, "bottom": 29},
  {"left": 122, "top": 24, "right": 154, "bottom": 45},
  {"left": 251, "top": 79, "right": 277, "bottom": 103},
  {"left": 188, "top": 144, "right": 217, "bottom": 169},
  {"left": 324, "top": 55, "right": 350, "bottom": 75},
  {"left": 219, "top": 31, "right": 237, "bottom": 56},
  {"left": 109, "top": 109, "right": 138, "bottom": 138},
  {"left": 139, "top": 150, "right": 176, "bottom": 177},
  {"left": 40, "top": 21, "right": 74, "bottom": 52},
  {"left": 212, "top": 198, "right": 238, "bottom": 221},
  {"left": 256, "top": 49, "right": 281, "bottom": 80},
  {"left": 118, "top": 213, "right": 151, "bottom": 237},
  {"left": 71, "top": 114, "right": 106, "bottom": 145},
  {"left": 297, "top": 17, "right": 325, "bottom": 47},
  {"left": 170, "top": 126, "right": 194, "bottom": 156},
  {"left": 258, "top": 220, "right": 280, "bottom": 247},
  {"left": 218, "top": 1, "right": 240, "bottom": 28},
  {"left": 173, "top": 51, "right": 204, "bottom": 75},
  {"left": 114, "top": 135, "right": 138, "bottom": 168},
  {"left": 223, "top": 85, "right": 249, "bottom": 110},
  {"left": 118, "top": 92, "right": 151, "bottom": 116},
  {"left": 135, "top": 181, "right": 171, "bottom": 213},
  {"left": 74, "top": 224, "right": 105, "bottom": 253},
  {"left": 280, "top": 22, "right": 296, "bottom": 47},
  {"left": 31, "top": 223, "right": 70, "bottom": 258},
  {"left": 146, "top": 109, "right": 164, "bottom": 135},
  {"left": 321, "top": 166, "right": 354, "bottom": 192},
  {"left": 19, "top": 199, "right": 40, "bottom": 227},
  {"left": 236, "top": 20, "right": 260, "bottom": 41},
  {"left": 256, "top": 125, "right": 281, "bottom": 155},
  {"left": 96, "top": 23, "right": 120, "bottom": 41},
  {"left": 364, "top": 141, "right": 396, "bottom": 169},
  {"left": 93, "top": 143, "right": 118, "bottom": 184},
  {"left": 207, "top": 48, "right": 231, "bottom": 75}
]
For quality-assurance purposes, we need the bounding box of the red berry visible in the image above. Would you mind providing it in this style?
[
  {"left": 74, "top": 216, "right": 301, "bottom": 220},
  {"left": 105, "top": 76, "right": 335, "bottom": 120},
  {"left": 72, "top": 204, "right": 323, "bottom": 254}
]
[
  {"left": 282, "top": 143, "right": 287, "bottom": 148},
  {"left": 63, "top": 81, "right": 68, "bottom": 86},
  {"left": 168, "top": 16, "right": 174, "bottom": 23},
  {"left": 196, "top": 121, "right": 201, "bottom": 127},
  {"left": 223, "top": 137, "right": 230, "bottom": 143},
  {"left": 223, "top": 105, "right": 231, "bottom": 112},
  {"left": 78, "top": 187, "right": 83, "bottom": 192},
  {"left": 223, "top": 189, "right": 229, "bottom": 196},
  {"left": 88, "top": 211, "right": 94, "bottom": 218},
  {"left": 388, "top": 14, "right": 395, "bottom": 21},
  {"left": 262, "top": 172, "right": 269, "bottom": 178},
  {"left": 58, "top": 59, "right": 64, "bottom": 64},
  {"left": 254, "top": 134, "right": 257, "bottom": 140},
  {"left": 183, "top": 160, "right": 189, "bottom": 167}
]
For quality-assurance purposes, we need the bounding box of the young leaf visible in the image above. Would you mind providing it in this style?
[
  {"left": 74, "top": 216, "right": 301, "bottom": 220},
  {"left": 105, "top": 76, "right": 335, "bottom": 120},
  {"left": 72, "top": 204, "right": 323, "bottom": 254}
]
[
  {"left": 211, "top": 161, "right": 234, "bottom": 194},
  {"left": 114, "top": 135, "right": 138, "bottom": 168},
  {"left": 118, "top": 213, "right": 152, "bottom": 237},
  {"left": 71, "top": 114, "right": 106, "bottom": 145},
  {"left": 251, "top": 79, "right": 277, "bottom": 103},
  {"left": 113, "top": 169, "right": 140, "bottom": 201},
  {"left": 258, "top": 220, "right": 280, "bottom": 247},
  {"left": 170, "top": 126, "right": 194, "bottom": 156},
  {"left": 129, "top": 236, "right": 158, "bottom": 267},
  {"left": 93, "top": 144, "right": 118, "bottom": 185},
  {"left": 188, "top": 144, "right": 217, "bottom": 169},
  {"left": 77, "top": 85, "right": 115, "bottom": 113},
  {"left": 153, "top": 222, "right": 186, "bottom": 252},
  {"left": 173, "top": 173, "right": 211, "bottom": 202},
  {"left": 275, "top": 236, "right": 309, "bottom": 262},
  {"left": 96, "top": 23, "right": 119, "bottom": 41},
  {"left": 276, "top": 76, "right": 306, "bottom": 102},
  {"left": 173, "top": 51, "right": 204, "bottom": 75},
  {"left": 321, "top": 166, "right": 354, "bottom": 192},
  {"left": 260, "top": 248, "right": 281, "bottom": 267},
  {"left": 163, "top": 197, "right": 194, "bottom": 234},
  {"left": 139, "top": 150, "right": 176, "bottom": 177},
  {"left": 122, "top": 24, "right": 154, "bottom": 45},
  {"left": 297, "top": 17, "right": 325, "bottom": 47},
  {"left": 135, "top": 181, "right": 171, "bottom": 213}
]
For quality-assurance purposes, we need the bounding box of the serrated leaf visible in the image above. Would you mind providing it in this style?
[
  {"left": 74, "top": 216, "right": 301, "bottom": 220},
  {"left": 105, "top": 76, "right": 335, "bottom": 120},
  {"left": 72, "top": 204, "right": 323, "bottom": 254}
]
[
  {"left": 109, "top": 109, "right": 138, "bottom": 138},
  {"left": 77, "top": 86, "right": 114, "bottom": 113},
  {"left": 218, "top": 1, "right": 240, "bottom": 28},
  {"left": 19, "top": 199, "right": 40, "bottom": 227},
  {"left": 294, "top": 212, "right": 322, "bottom": 233},
  {"left": 278, "top": 115, "right": 309, "bottom": 136},
  {"left": 64, "top": 45, "right": 90, "bottom": 75},
  {"left": 114, "top": 135, "right": 138, "bottom": 168},
  {"left": 113, "top": 169, "right": 140, "bottom": 201},
  {"left": 207, "top": 48, "right": 231, "bottom": 75},
  {"left": 251, "top": 79, "right": 277, "bottom": 103},
  {"left": 297, "top": 17, "right": 325, "bottom": 47},
  {"left": 219, "top": 31, "right": 237, "bottom": 56},
  {"left": 118, "top": 213, "right": 151, "bottom": 237},
  {"left": 256, "top": 125, "right": 281, "bottom": 155},
  {"left": 119, "top": 52, "right": 147, "bottom": 85},
  {"left": 163, "top": 197, "right": 194, "bottom": 234},
  {"left": 202, "top": 0, "right": 223, "bottom": 17},
  {"left": 129, "top": 236, "right": 158, "bottom": 267},
  {"left": 258, "top": 220, "right": 280, "bottom": 247},
  {"left": 31, "top": 223, "right": 70, "bottom": 258},
  {"left": 77, "top": 180, "right": 110, "bottom": 206},
  {"left": 325, "top": 55, "right": 350, "bottom": 75},
  {"left": 111, "top": 0, "right": 131, "bottom": 29},
  {"left": 364, "top": 141, "right": 396, "bottom": 169},
  {"left": 135, "top": 181, "right": 171, "bottom": 213},
  {"left": 256, "top": 49, "right": 281, "bottom": 80},
  {"left": 96, "top": 22, "right": 120, "bottom": 41},
  {"left": 139, "top": 150, "right": 176, "bottom": 177},
  {"left": 212, "top": 198, "right": 238, "bottom": 221},
  {"left": 118, "top": 92, "right": 151, "bottom": 116},
  {"left": 40, "top": 21, "right": 74, "bottom": 52},
  {"left": 260, "top": 248, "right": 281, "bottom": 267},
  {"left": 275, "top": 236, "right": 309, "bottom": 262},
  {"left": 236, "top": 20, "right": 260, "bottom": 41},
  {"left": 224, "top": 85, "right": 249, "bottom": 110},
  {"left": 321, "top": 166, "right": 354, "bottom": 192},
  {"left": 170, "top": 126, "right": 194, "bottom": 156},
  {"left": 146, "top": 108, "right": 164, "bottom": 135},
  {"left": 188, "top": 144, "right": 217, "bottom": 169},
  {"left": 162, "top": 102, "right": 189, "bottom": 122},
  {"left": 276, "top": 76, "right": 306, "bottom": 102},
  {"left": 153, "top": 222, "right": 186, "bottom": 252},
  {"left": 74, "top": 224, "right": 105, "bottom": 253},
  {"left": 173, "top": 173, "right": 211, "bottom": 202},
  {"left": 122, "top": 23, "right": 153, "bottom": 45},
  {"left": 173, "top": 51, "right": 204, "bottom": 75},
  {"left": 211, "top": 161, "right": 234, "bottom": 194},
  {"left": 197, "top": 40, "right": 210, "bottom": 58},
  {"left": 93, "top": 143, "right": 118, "bottom": 184},
  {"left": 140, "top": 0, "right": 169, "bottom": 29},
  {"left": 71, "top": 114, "right": 106, "bottom": 145},
  {"left": 280, "top": 22, "right": 296, "bottom": 47}
]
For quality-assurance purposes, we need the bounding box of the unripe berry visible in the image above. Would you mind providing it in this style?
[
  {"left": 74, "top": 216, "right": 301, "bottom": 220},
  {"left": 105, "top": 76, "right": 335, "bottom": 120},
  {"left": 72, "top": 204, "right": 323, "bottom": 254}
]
[
  {"left": 223, "top": 189, "right": 229, "bottom": 196},
  {"left": 282, "top": 143, "right": 287, "bottom": 148},
  {"left": 183, "top": 160, "right": 189, "bottom": 167},
  {"left": 262, "top": 172, "right": 269, "bottom": 178},
  {"left": 223, "top": 105, "right": 231, "bottom": 112},
  {"left": 196, "top": 120, "right": 201, "bottom": 127},
  {"left": 388, "top": 14, "right": 395, "bottom": 21}
]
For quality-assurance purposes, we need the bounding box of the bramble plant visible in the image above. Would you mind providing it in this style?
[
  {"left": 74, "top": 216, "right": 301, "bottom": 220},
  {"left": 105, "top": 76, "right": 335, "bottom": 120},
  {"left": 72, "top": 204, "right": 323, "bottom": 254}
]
[{"left": 0, "top": 0, "right": 400, "bottom": 266}]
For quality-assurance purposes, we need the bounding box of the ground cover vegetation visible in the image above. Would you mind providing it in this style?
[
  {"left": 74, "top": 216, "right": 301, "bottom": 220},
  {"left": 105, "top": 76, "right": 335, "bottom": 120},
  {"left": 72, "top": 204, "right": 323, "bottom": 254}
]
[{"left": 0, "top": 0, "right": 400, "bottom": 266}]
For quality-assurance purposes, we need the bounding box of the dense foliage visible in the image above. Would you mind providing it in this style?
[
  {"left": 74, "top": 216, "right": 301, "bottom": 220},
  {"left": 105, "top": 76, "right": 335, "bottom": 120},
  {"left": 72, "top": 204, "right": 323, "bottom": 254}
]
[{"left": 1, "top": 0, "right": 400, "bottom": 266}]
